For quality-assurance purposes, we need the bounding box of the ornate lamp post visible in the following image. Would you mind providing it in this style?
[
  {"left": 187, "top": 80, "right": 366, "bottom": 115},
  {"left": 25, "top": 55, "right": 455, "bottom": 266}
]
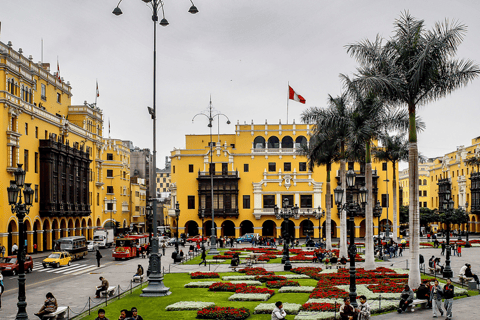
[
  {"left": 384, "top": 167, "right": 391, "bottom": 243},
  {"left": 334, "top": 169, "right": 368, "bottom": 308},
  {"left": 174, "top": 201, "right": 180, "bottom": 252},
  {"left": 274, "top": 198, "right": 299, "bottom": 271},
  {"left": 440, "top": 191, "right": 454, "bottom": 278},
  {"left": 373, "top": 200, "right": 382, "bottom": 252},
  {"left": 311, "top": 207, "right": 324, "bottom": 241},
  {"left": 192, "top": 100, "right": 230, "bottom": 255},
  {"left": 7, "top": 163, "right": 34, "bottom": 320},
  {"left": 200, "top": 208, "right": 206, "bottom": 249},
  {"left": 113, "top": 0, "right": 198, "bottom": 297}
]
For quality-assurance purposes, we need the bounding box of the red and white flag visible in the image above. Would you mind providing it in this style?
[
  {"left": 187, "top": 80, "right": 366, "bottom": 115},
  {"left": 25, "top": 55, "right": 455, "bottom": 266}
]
[
  {"left": 96, "top": 80, "right": 100, "bottom": 97},
  {"left": 289, "top": 85, "right": 306, "bottom": 104},
  {"left": 57, "top": 58, "right": 61, "bottom": 80}
]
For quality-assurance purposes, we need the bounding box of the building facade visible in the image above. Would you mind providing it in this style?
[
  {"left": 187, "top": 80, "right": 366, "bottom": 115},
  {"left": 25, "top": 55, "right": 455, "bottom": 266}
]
[{"left": 168, "top": 121, "right": 399, "bottom": 240}]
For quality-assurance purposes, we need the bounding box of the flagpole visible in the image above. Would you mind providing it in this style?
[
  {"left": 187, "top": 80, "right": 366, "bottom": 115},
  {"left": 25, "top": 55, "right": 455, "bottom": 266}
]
[
  {"left": 287, "top": 82, "right": 289, "bottom": 124},
  {"left": 95, "top": 79, "right": 98, "bottom": 107}
]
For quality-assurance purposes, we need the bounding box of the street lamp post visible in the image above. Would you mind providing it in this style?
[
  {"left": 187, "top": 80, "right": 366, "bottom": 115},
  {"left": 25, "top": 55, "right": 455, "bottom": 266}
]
[
  {"left": 7, "top": 163, "right": 34, "bottom": 320},
  {"left": 174, "top": 201, "right": 180, "bottom": 252},
  {"left": 113, "top": 0, "right": 198, "bottom": 297},
  {"left": 192, "top": 99, "right": 230, "bottom": 255},
  {"left": 384, "top": 166, "right": 391, "bottom": 243},
  {"left": 373, "top": 200, "right": 383, "bottom": 255},
  {"left": 200, "top": 209, "right": 205, "bottom": 249},
  {"left": 313, "top": 207, "right": 325, "bottom": 241},
  {"left": 334, "top": 169, "right": 368, "bottom": 308},
  {"left": 440, "top": 192, "right": 454, "bottom": 278},
  {"left": 274, "top": 199, "right": 299, "bottom": 271}
]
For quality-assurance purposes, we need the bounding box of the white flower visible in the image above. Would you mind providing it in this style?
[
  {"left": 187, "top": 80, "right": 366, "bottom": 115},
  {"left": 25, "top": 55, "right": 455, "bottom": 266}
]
[
  {"left": 279, "top": 286, "right": 315, "bottom": 293},
  {"left": 165, "top": 301, "right": 215, "bottom": 311},
  {"left": 282, "top": 274, "right": 310, "bottom": 279},
  {"left": 222, "top": 275, "right": 255, "bottom": 281},
  {"left": 295, "top": 311, "right": 338, "bottom": 320},
  {"left": 229, "top": 280, "right": 262, "bottom": 285},
  {"left": 184, "top": 281, "right": 217, "bottom": 288},
  {"left": 228, "top": 293, "right": 271, "bottom": 301}
]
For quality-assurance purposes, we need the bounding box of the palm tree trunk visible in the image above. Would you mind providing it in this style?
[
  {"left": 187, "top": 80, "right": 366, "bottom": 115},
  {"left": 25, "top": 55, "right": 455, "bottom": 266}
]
[
  {"left": 364, "top": 143, "right": 375, "bottom": 270},
  {"left": 408, "top": 105, "right": 421, "bottom": 288},
  {"left": 392, "top": 161, "right": 398, "bottom": 243},
  {"left": 326, "top": 163, "right": 332, "bottom": 250},
  {"left": 339, "top": 158, "right": 348, "bottom": 258}
]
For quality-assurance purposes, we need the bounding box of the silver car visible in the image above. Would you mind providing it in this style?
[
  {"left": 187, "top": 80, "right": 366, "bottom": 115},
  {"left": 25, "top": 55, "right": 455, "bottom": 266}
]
[{"left": 87, "top": 241, "right": 98, "bottom": 252}]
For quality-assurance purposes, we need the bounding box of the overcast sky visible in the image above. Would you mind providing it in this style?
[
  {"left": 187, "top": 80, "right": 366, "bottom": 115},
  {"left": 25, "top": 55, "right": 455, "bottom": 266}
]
[{"left": 2, "top": 0, "right": 480, "bottom": 170}]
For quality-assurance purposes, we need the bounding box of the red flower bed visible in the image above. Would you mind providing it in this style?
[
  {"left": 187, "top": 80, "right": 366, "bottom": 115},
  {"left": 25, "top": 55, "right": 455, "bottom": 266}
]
[
  {"left": 197, "top": 306, "right": 250, "bottom": 320},
  {"left": 255, "top": 275, "right": 287, "bottom": 282},
  {"left": 190, "top": 272, "right": 220, "bottom": 279},
  {"left": 310, "top": 285, "right": 349, "bottom": 299},
  {"left": 236, "top": 286, "right": 275, "bottom": 296},
  {"left": 238, "top": 267, "right": 273, "bottom": 276},
  {"left": 420, "top": 242, "right": 433, "bottom": 247},
  {"left": 266, "top": 280, "right": 300, "bottom": 288},
  {"left": 209, "top": 282, "right": 247, "bottom": 292},
  {"left": 290, "top": 255, "right": 314, "bottom": 261},
  {"left": 212, "top": 255, "right": 233, "bottom": 259},
  {"left": 301, "top": 302, "right": 340, "bottom": 312}
]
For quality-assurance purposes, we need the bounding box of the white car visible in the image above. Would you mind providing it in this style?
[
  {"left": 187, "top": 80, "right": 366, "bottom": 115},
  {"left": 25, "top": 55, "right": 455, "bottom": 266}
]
[{"left": 87, "top": 241, "right": 98, "bottom": 252}]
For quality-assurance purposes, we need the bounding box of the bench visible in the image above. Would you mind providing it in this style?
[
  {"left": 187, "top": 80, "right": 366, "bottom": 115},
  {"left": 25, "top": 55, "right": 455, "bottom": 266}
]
[
  {"left": 42, "top": 306, "right": 68, "bottom": 319},
  {"left": 458, "top": 275, "right": 473, "bottom": 285},
  {"left": 406, "top": 299, "right": 428, "bottom": 312},
  {"left": 133, "top": 274, "right": 145, "bottom": 282},
  {"left": 99, "top": 286, "right": 116, "bottom": 297}
]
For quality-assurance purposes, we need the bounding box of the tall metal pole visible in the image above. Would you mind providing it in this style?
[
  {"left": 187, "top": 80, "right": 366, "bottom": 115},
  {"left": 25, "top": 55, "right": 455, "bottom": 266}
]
[
  {"left": 443, "top": 200, "right": 453, "bottom": 278},
  {"left": 141, "top": 1, "right": 170, "bottom": 296},
  {"left": 208, "top": 106, "right": 219, "bottom": 255},
  {"left": 348, "top": 203, "right": 357, "bottom": 308},
  {"left": 16, "top": 199, "right": 28, "bottom": 320},
  {"left": 385, "top": 165, "right": 390, "bottom": 243}
]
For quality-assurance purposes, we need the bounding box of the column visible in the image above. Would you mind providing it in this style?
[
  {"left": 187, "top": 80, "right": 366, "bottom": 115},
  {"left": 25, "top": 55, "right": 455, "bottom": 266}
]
[
  {"left": 355, "top": 225, "right": 360, "bottom": 238},
  {"left": 235, "top": 227, "right": 241, "bottom": 238},
  {"left": 198, "top": 227, "right": 203, "bottom": 236},
  {"left": 0, "top": 233, "right": 8, "bottom": 255},
  {"left": 26, "top": 231, "right": 34, "bottom": 253},
  {"left": 37, "top": 230, "right": 44, "bottom": 252},
  {"left": 294, "top": 226, "right": 300, "bottom": 239},
  {"left": 54, "top": 229, "right": 61, "bottom": 241},
  {"left": 313, "top": 226, "right": 320, "bottom": 239},
  {"left": 46, "top": 230, "right": 53, "bottom": 251},
  {"left": 276, "top": 227, "right": 282, "bottom": 239}
]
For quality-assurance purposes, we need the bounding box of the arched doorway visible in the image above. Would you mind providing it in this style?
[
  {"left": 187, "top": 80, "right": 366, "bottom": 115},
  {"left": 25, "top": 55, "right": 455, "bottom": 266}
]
[
  {"left": 88, "top": 218, "right": 93, "bottom": 239},
  {"left": 262, "top": 220, "right": 276, "bottom": 237},
  {"left": 68, "top": 219, "right": 74, "bottom": 236},
  {"left": 221, "top": 220, "right": 235, "bottom": 237},
  {"left": 281, "top": 220, "right": 295, "bottom": 239},
  {"left": 186, "top": 220, "right": 199, "bottom": 236},
  {"left": 322, "top": 220, "right": 337, "bottom": 238},
  {"left": 82, "top": 219, "right": 87, "bottom": 238},
  {"left": 204, "top": 220, "right": 218, "bottom": 237},
  {"left": 359, "top": 219, "right": 366, "bottom": 238},
  {"left": 8, "top": 220, "right": 18, "bottom": 255},
  {"left": 52, "top": 219, "right": 59, "bottom": 247},
  {"left": 24, "top": 219, "right": 32, "bottom": 253},
  {"left": 379, "top": 219, "right": 393, "bottom": 234},
  {"left": 300, "top": 219, "right": 314, "bottom": 238},
  {"left": 75, "top": 219, "right": 81, "bottom": 236},
  {"left": 281, "top": 136, "right": 293, "bottom": 148},
  {"left": 96, "top": 218, "right": 101, "bottom": 227},
  {"left": 240, "top": 220, "right": 254, "bottom": 236}
]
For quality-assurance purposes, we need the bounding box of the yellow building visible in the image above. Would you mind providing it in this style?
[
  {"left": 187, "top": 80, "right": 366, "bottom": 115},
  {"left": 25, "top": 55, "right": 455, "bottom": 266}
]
[
  {"left": 168, "top": 121, "right": 399, "bottom": 240},
  {"left": 399, "top": 161, "right": 433, "bottom": 208},
  {"left": 399, "top": 137, "right": 480, "bottom": 233},
  {"left": 0, "top": 40, "right": 138, "bottom": 254},
  {"left": 130, "top": 177, "right": 148, "bottom": 233}
]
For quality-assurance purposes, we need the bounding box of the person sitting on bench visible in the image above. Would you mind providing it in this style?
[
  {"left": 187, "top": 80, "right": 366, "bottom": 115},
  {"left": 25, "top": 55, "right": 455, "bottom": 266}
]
[
  {"left": 34, "top": 292, "right": 58, "bottom": 319},
  {"left": 434, "top": 258, "right": 444, "bottom": 273},
  {"left": 134, "top": 264, "right": 144, "bottom": 277},
  {"left": 428, "top": 256, "right": 435, "bottom": 269},
  {"left": 330, "top": 254, "right": 338, "bottom": 265},
  {"left": 397, "top": 285, "right": 414, "bottom": 313},
  {"left": 95, "top": 277, "right": 109, "bottom": 298},
  {"left": 231, "top": 253, "right": 240, "bottom": 267},
  {"left": 464, "top": 264, "right": 480, "bottom": 284}
]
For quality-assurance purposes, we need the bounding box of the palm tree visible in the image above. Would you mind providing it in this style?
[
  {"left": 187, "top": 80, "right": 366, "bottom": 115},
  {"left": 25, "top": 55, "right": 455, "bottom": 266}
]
[
  {"left": 302, "top": 93, "right": 351, "bottom": 258},
  {"left": 372, "top": 134, "right": 409, "bottom": 243},
  {"left": 298, "top": 127, "right": 340, "bottom": 250},
  {"left": 346, "top": 12, "right": 480, "bottom": 287},
  {"left": 342, "top": 76, "right": 410, "bottom": 270}
]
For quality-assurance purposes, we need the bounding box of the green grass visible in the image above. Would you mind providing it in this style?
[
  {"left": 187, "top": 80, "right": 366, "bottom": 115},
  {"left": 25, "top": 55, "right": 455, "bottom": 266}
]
[{"left": 78, "top": 273, "right": 310, "bottom": 320}]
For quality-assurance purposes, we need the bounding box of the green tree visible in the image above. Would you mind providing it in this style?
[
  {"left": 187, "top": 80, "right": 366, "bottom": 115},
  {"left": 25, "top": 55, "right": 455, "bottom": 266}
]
[
  {"left": 399, "top": 205, "right": 409, "bottom": 225},
  {"left": 346, "top": 12, "right": 480, "bottom": 288},
  {"left": 419, "top": 207, "right": 437, "bottom": 230}
]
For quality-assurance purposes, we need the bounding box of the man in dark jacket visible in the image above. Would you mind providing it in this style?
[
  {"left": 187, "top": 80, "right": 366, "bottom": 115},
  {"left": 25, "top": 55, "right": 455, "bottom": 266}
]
[
  {"left": 443, "top": 279, "right": 454, "bottom": 320},
  {"left": 416, "top": 282, "right": 431, "bottom": 308},
  {"left": 199, "top": 247, "right": 206, "bottom": 266},
  {"left": 465, "top": 264, "right": 480, "bottom": 284},
  {"left": 397, "top": 285, "right": 414, "bottom": 313},
  {"left": 95, "top": 277, "right": 109, "bottom": 298},
  {"left": 96, "top": 249, "right": 102, "bottom": 267}
]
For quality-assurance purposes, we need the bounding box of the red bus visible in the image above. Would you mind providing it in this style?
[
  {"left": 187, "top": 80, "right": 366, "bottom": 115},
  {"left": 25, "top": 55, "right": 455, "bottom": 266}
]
[{"left": 112, "top": 234, "right": 149, "bottom": 260}]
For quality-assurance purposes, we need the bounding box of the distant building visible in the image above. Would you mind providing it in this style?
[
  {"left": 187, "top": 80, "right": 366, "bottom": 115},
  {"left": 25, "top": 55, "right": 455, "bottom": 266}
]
[{"left": 129, "top": 146, "right": 154, "bottom": 199}]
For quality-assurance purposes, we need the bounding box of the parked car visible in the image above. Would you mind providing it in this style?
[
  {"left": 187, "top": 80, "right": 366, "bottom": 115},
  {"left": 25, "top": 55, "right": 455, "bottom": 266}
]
[
  {"left": 373, "top": 232, "right": 393, "bottom": 240},
  {"left": 167, "top": 238, "right": 180, "bottom": 246},
  {"left": 42, "top": 252, "right": 72, "bottom": 268},
  {"left": 237, "top": 233, "right": 259, "bottom": 243},
  {"left": 0, "top": 255, "right": 33, "bottom": 275},
  {"left": 158, "top": 236, "right": 170, "bottom": 244},
  {"left": 87, "top": 241, "right": 98, "bottom": 252},
  {"left": 186, "top": 235, "right": 208, "bottom": 243}
]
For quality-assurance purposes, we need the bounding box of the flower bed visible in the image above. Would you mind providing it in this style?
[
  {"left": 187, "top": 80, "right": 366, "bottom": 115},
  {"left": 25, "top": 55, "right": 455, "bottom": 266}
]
[
  {"left": 309, "top": 286, "right": 349, "bottom": 299},
  {"left": 282, "top": 274, "right": 311, "bottom": 279},
  {"left": 191, "top": 272, "right": 220, "bottom": 279},
  {"left": 254, "top": 303, "right": 302, "bottom": 315},
  {"left": 228, "top": 293, "right": 272, "bottom": 301},
  {"left": 278, "top": 286, "right": 315, "bottom": 293},
  {"left": 230, "top": 280, "right": 263, "bottom": 285},
  {"left": 255, "top": 275, "right": 287, "bottom": 282},
  {"left": 295, "top": 311, "right": 338, "bottom": 320},
  {"left": 197, "top": 306, "right": 250, "bottom": 320},
  {"left": 238, "top": 267, "right": 274, "bottom": 275},
  {"left": 184, "top": 281, "right": 217, "bottom": 288},
  {"left": 266, "top": 280, "right": 300, "bottom": 288},
  {"left": 301, "top": 303, "right": 340, "bottom": 312},
  {"left": 165, "top": 301, "right": 215, "bottom": 311},
  {"left": 212, "top": 255, "right": 233, "bottom": 259},
  {"left": 222, "top": 275, "right": 255, "bottom": 281},
  {"left": 237, "top": 286, "right": 274, "bottom": 296}
]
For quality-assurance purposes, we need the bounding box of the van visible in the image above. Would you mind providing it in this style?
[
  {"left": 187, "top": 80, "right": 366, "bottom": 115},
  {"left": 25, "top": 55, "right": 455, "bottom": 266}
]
[{"left": 237, "top": 233, "right": 259, "bottom": 243}]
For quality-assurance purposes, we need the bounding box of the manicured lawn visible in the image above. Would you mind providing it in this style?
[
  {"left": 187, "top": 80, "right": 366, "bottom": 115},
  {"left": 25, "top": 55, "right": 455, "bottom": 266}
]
[{"left": 78, "top": 272, "right": 310, "bottom": 320}]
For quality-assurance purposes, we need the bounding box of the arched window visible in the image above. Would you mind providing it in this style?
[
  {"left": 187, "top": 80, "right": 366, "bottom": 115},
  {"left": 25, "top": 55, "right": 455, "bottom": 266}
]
[
  {"left": 253, "top": 136, "right": 266, "bottom": 148},
  {"left": 423, "top": 179, "right": 427, "bottom": 185},
  {"left": 418, "top": 179, "right": 422, "bottom": 185},
  {"left": 281, "top": 136, "right": 293, "bottom": 148},
  {"left": 267, "top": 136, "right": 279, "bottom": 148},
  {"left": 295, "top": 136, "right": 307, "bottom": 148}
]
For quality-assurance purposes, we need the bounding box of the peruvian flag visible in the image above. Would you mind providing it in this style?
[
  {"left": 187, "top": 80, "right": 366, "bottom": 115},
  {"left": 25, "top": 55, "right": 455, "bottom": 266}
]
[
  {"left": 289, "top": 85, "right": 306, "bottom": 104},
  {"left": 96, "top": 80, "right": 100, "bottom": 97}
]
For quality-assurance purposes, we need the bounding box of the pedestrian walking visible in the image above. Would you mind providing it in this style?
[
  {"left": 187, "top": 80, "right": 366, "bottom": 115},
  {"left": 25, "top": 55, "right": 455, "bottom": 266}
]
[
  {"left": 0, "top": 273, "right": 4, "bottom": 310},
  {"left": 457, "top": 244, "right": 462, "bottom": 257},
  {"left": 0, "top": 245, "right": 5, "bottom": 258},
  {"left": 441, "top": 241, "right": 445, "bottom": 255},
  {"left": 443, "top": 278, "right": 454, "bottom": 320},
  {"left": 96, "top": 249, "right": 102, "bottom": 267},
  {"left": 199, "top": 247, "right": 206, "bottom": 266},
  {"left": 33, "top": 243, "right": 37, "bottom": 253},
  {"left": 12, "top": 243, "right": 18, "bottom": 255},
  {"left": 430, "top": 279, "right": 444, "bottom": 317}
]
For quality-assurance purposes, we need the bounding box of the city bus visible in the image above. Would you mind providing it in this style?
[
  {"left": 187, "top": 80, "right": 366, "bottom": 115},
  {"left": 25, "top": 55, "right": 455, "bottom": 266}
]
[{"left": 54, "top": 236, "right": 88, "bottom": 260}]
